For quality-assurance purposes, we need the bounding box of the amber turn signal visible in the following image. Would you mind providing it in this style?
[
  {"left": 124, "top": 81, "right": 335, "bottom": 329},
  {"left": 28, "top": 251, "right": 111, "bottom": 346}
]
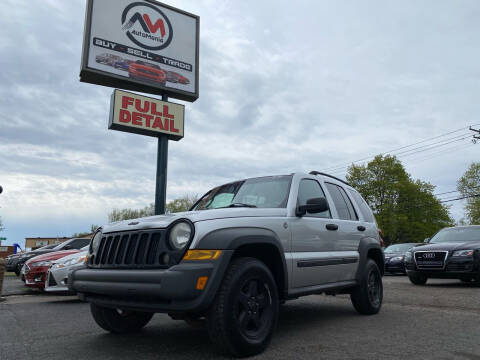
[
  {"left": 183, "top": 250, "right": 222, "bottom": 261},
  {"left": 196, "top": 276, "right": 208, "bottom": 290}
]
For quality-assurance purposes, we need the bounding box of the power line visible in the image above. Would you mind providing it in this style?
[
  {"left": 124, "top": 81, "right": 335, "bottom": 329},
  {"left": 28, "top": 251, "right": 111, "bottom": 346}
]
[
  {"left": 321, "top": 124, "right": 479, "bottom": 173},
  {"left": 440, "top": 194, "right": 480, "bottom": 203}
]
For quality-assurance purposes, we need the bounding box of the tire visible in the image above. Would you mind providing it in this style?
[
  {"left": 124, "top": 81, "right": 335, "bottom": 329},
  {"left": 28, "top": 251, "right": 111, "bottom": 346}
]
[
  {"left": 350, "top": 259, "right": 383, "bottom": 315},
  {"left": 90, "top": 304, "right": 153, "bottom": 334},
  {"left": 408, "top": 274, "right": 428, "bottom": 285},
  {"left": 207, "top": 257, "right": 279, "bottom": 357}
]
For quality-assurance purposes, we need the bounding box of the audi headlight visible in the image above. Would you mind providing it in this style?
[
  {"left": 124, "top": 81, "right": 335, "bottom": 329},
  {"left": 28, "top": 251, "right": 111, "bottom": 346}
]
[
  {"left": 90, "top": 230, "right": 103, "bottom": 254},
  {"left": 452, "top": 250, "right": 474, "bottom": 257},
  {"left": 404, "top": 252, "right": 412, "bottom": 261},
  {"left": 169, "top": 221, "right": 193, "bottom": 250},
  {"left": 391, "top": 256, "right": 404, "bottom": 262}
]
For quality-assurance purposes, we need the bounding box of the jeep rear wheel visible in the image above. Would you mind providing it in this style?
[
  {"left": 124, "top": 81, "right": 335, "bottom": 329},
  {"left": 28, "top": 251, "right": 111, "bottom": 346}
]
[
  {"left": 207, "top": 257, "right": 279, "bottom": 357},
  {"left": 350, "top": 259, "right": 383, "bottom": 315},
  {"left": 90, "top": 304, "right": 153, "bottom": 333},
  {"left": 408, "top": 274, "right": 428, "bottom": 285}
]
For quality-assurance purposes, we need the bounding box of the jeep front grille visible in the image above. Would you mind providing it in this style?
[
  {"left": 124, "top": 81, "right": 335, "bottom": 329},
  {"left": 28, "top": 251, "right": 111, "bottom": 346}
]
[{"left": 88, "top": 230, "right": 184, "bottom": 269}]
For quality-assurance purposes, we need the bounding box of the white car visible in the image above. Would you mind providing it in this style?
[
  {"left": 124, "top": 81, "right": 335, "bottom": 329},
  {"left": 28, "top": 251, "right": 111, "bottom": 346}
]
[{"left": 45, "top": 247, "right": 88, "bottom": 292}]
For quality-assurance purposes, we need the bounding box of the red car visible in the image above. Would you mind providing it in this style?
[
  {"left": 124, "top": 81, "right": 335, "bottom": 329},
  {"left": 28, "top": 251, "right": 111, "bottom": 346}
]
[
  {"left": 24, "top": 250, "right": 79, "bottom": 289},
  {"left": 170, "top": 71, "right": 190, "bottom": 85},
  {"left": 128, "top": 61, "right": 166, "bottom": 85}
]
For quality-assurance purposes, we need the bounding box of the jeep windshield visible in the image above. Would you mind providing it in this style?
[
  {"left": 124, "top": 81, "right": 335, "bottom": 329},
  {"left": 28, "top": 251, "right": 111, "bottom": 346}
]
[
  {"left": 429, "top": 227, "right": 480, "bottom": 243},
  {"left": 192, "top": 175, "right": 292, "bottom": 210}
]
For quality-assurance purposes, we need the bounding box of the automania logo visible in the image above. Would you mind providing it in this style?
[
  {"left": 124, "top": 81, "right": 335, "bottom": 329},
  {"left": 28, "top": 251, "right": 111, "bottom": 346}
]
[{"left": 121, "top": 2, "right": 173, "bottom": 51}]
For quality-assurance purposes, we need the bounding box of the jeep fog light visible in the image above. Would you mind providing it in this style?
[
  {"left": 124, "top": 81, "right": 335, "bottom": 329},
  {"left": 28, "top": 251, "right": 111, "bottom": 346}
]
[{"left": 169, "top": 222, "right": 192, "bottom": 250}]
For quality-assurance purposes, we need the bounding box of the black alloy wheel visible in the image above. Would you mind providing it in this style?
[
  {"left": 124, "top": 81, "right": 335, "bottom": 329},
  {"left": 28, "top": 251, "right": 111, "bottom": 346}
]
[
  {"left": 351, "top": 259, "right": 383, "bottom": 315},
  {"left": 236, "top": 278, "right": 273, "bottom": 340},
  {"left": 207, "top": 257, "right": 279, "bottom": 357}
]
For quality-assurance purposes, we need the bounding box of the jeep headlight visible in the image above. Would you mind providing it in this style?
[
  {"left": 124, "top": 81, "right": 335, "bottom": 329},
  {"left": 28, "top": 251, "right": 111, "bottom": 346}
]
[
  {"left": 452, "top": 249, "right": 474, "bottom": 257},
  {"left": 90, "top": 230, "right": 102, "bottom": 254},
  {"left": 169, "top": 221, "right": 193, "bottom": 250}
]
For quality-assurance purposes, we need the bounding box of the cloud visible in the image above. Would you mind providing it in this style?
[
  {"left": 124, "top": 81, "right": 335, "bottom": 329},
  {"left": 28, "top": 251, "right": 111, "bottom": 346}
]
[{"left": 1, "top": 0, "right": 479, "bottom": 245}]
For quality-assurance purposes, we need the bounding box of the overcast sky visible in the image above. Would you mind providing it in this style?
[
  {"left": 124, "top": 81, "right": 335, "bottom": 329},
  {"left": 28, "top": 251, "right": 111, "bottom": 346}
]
[{"left": 1, "top": 0, "right": 479, "bottom": 247}]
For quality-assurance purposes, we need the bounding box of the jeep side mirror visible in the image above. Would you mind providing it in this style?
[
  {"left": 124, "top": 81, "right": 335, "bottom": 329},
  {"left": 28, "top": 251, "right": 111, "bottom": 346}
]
[
  {"left": 296, "top": 197, "right": 329, "bottom": 217},
  {"left": 423, "top": 238, "right": 430, "bottom": 244}
]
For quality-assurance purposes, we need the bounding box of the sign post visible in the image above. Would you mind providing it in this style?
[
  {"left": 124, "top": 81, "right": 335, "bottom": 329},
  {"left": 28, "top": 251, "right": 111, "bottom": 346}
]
[
  {"left": 81, "top": 0, "right": 199, "bottom": 215},
  {"left": 155, "top": 95, "right": 169, "bottom": 214}
]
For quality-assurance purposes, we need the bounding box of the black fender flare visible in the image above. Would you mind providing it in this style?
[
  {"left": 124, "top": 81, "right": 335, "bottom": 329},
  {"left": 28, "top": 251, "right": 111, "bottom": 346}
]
[
  {"left": 356, "top": 237, "right": 384, "bottom": 281},
  {"left": 196, "top": 227, "right": 289, "bottom": 297}
]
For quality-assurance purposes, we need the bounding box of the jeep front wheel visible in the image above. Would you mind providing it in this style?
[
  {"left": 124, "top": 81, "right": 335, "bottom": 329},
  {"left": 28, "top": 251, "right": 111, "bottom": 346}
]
[
  {"left": 207, "top": 257, "right": 279, "bottom": 357},
  {"left": 90, "top": 304, "right": 153, "bottom": 333},
  {"left": 350, "top": 259, "right": 383, "bottom": 315}
]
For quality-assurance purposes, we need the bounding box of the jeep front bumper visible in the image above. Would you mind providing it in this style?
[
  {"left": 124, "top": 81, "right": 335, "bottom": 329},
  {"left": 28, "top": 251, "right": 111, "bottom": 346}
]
[{"left": 69, "top": 250, "right": 233, "bottom": 313}]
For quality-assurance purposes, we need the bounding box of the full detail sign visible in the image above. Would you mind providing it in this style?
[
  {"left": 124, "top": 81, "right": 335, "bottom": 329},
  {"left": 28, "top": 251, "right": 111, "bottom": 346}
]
[
  {"left": 80, "top": 0, "right": 199, "bottom": 102},
  {"left": 109, "top": 89, "right": 185, "bottom": 140}
]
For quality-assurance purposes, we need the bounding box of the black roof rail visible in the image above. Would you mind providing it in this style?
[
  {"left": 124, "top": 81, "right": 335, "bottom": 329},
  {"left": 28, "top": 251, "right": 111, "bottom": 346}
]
[{"left": 309, "top": 171, "right": 351, "bottom": 186}]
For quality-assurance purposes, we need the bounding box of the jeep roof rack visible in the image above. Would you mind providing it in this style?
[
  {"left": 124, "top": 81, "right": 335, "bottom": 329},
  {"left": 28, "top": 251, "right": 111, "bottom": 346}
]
[{"left": 309, "top": 171, "right": 351, "bottom": 186}]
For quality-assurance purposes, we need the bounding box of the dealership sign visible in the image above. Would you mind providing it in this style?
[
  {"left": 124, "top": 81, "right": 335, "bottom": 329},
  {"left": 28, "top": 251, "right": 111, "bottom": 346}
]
[
  {"left": 80, "top": 0, "right": 199, "bottom": 102},
  {"left": 109, "top": 89, "right": 184, "bottom": 140}
]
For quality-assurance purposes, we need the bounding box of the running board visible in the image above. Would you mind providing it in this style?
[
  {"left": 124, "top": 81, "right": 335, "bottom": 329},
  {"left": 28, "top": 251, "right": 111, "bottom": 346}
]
[{"left": 287, "top": 280, "right": 358, "bottom": 299}]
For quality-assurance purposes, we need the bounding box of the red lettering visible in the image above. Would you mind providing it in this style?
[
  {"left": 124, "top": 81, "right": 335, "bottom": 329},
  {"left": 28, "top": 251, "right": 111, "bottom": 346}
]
[
  {"left": 122, "top": 96, "right": 134, "bottom": 109},
  {"left": 151, "top": 103, "right": 162, "bottom": 116},
  {"left": 132, "top": 112, "right": 143, "bottom": 126},
  {"left": 170, "top": 120, "right": 179, "bottom": 133},
  {"left": 144, "top": 114, "right": 153, "bottom": 127},
  {"left": 163, "top": 105, "right": 174, "bottom": 119},
  {"left": 152, "top": 117, "right": 168, "bottom": 130},
  {"left": 119, "top": 109, "right": 131, "bottom": 123},
  {"left": 135, "top": 99, "right": 149, "bottom": 113},
  {"left": 143, "top": 14, "right": 166, "bottom": 37}
]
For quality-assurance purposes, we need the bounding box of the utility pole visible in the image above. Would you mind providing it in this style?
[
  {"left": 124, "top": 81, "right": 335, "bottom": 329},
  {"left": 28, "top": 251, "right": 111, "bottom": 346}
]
[{"left": 469, "top": 126, "right": 480, "bottom": 144}]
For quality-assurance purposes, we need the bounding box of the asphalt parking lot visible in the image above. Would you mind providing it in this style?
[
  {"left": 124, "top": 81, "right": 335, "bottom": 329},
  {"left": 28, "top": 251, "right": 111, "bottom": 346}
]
[{"left": 1, "top": 275, "right": 479, "bottom": 360}]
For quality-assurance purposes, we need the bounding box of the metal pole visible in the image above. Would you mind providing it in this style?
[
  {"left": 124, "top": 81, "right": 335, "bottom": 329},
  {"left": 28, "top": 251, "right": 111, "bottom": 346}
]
[{"left": 154, "top": 95, "right": 169, "bottom": 215}]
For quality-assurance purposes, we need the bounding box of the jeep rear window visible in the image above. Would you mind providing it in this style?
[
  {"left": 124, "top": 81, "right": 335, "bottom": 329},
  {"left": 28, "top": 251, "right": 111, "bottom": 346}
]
[{"left": 193, "top": 175, "right": 292, "bottom": 210}]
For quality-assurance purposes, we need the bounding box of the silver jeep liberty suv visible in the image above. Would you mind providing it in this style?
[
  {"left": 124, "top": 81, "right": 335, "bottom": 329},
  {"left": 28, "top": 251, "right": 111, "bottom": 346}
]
[{"left": 70, "top": 172, "right": 384, "bottom": 357}]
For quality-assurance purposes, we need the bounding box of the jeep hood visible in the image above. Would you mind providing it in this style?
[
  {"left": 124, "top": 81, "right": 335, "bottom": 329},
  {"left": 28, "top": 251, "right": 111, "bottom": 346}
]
[{"left": 102, "top": 208, "right": 288, "bottom": 233}]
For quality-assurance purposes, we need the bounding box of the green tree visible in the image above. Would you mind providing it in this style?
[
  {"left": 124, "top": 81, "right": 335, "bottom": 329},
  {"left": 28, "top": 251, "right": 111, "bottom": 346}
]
[
  {"left": 346, "top": 155, "right": 453, "bottom": 244},
  {"left": 457, "top": 162, "right": 480, "bottom": 224},
  {"left": 72, "top": 224, "right": 100, "bottom": 238},
  {"left": 166, "top": 194, "right": 198, "bottom": 213},
  {"left": 107, "top": 195, "right": 199, "bottom": 222}
]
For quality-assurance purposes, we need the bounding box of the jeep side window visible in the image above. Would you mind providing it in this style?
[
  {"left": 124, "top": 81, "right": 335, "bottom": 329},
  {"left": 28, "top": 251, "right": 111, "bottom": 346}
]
[
  {"left": 347, "top": 189, "right": 375, "bottom": 223},
  {"left": 297, "top": 179, "right": 331, "bottom": 218},
  {"left": 325, "top": 183, "right": 357, "bottom": 221}
]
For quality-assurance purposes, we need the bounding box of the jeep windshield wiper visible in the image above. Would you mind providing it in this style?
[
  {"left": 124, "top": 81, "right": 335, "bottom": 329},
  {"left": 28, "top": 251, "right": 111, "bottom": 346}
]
[{"left": 226, "top": 203, "right": 257, "bottom": 208}]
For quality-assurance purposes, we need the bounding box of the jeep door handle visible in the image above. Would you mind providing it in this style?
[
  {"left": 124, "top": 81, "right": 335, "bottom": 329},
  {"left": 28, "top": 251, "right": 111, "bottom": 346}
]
[
  {"left": 357, "top": 226, "right": 366, "bottom": 231},
  {"left": 326, "top": 224, "right": 338, "bottom": 231}
]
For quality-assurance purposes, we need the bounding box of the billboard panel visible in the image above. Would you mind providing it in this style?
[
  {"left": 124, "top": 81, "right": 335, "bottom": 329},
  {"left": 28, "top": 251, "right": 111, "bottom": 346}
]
[
  {"left": 109, "top": 89, "right": 185, "bottom": 140},
  {"left": 81, "top": 0, "right": 199, "bottom": 102}
]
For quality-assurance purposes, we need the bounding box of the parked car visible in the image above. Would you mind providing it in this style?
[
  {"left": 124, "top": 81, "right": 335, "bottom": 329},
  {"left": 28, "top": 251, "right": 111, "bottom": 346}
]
[
  {"left": 95, "top": 53, "right": 122, "bottom": 66},
  {"left": 6, "top": 244, "right": 57, "bottom": 275},
  {"left": 113, "top": 59, "right": 131, "bottom": 71},
  {"left": 405, "top": 225, "right": 480, "bottom": 285},
  {"left": 384, "top": 243, "right": 418, "bottom": 274},
  {"left": 70, "top": 172, "right": 384, "bottom": 357},
  {"left": 128, "top": 60, "right": 167, "bottom": 85},
  {"left": 24, "top": 249, "right": 81, "bottom": 289},
  {"left": 165, "top": 71, "right": 190, "bottom": 84},
  {"left": 6, "top": 238, "right": 89, "bottom": 276},
  {"left": 45, "top": 246, "right": 88, "bottom": 292}
]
